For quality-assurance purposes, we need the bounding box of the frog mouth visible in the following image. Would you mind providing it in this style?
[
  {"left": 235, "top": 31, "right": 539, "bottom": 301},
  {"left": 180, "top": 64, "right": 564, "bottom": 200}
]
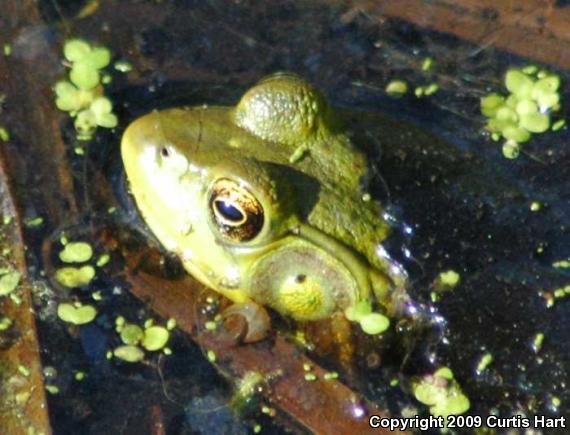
[{"left": 245, "top": 223, "right": 374, "bottom": 321}]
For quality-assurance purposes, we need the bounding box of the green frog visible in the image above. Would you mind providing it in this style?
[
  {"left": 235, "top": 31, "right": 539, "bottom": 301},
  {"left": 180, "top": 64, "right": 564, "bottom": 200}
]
[{"left": 121, "top": 73, "right": 406, "bottom": 335}]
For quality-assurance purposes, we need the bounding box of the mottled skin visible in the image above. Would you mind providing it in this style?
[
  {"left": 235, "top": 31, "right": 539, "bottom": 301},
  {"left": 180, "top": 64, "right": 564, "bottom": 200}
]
[{"left": 121, "top": 73, "right": 405, "bottom": 330}]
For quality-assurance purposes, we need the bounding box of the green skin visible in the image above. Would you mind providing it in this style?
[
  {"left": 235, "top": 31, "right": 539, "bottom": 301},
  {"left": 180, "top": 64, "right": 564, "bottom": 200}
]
[{"left": 121, "top": 73, "right": 406, "bottom": 327}]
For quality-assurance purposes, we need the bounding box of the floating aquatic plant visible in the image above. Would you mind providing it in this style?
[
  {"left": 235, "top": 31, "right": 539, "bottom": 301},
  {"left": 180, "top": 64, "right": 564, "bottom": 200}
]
[
  {"left": 54, "top": 38, "right": 118, "bottom": 141},
  {"left": 57, "top": 302, "right": 97, "bottom": 325},
  {"left": 112, "top": 316, "right": 172, "bottom": 363},
  {"left": 412, "top": 366, "right": 470, "bottom": 418},
  {"left": 344, "top": 300, "right": 390, "bottom": 335},
  {"left": 481, "top": 66, "right": 565, "bottom": 159}
]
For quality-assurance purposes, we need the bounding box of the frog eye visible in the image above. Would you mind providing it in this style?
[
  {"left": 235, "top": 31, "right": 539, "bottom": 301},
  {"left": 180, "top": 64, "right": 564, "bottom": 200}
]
[{"left": 209, "top": 179, "right": 264, "bottom": 242}]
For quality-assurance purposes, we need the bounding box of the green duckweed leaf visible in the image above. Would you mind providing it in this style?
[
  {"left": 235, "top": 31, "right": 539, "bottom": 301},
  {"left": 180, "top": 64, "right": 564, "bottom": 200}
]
[
  {"left": 59, "top": 241, "right": 93, "bottom": 263},
  {"left": 96, "top": 113, "right": 118, "bottom": 128},
  {"left": 359, "top": 313, "right": 390, "bottom": 335},
  {"left": 515, "top": 99, "right": 538, "bottom": 116},
  {"left": 57, "top": 303, "right": 97, "bottom": 325},
  {"left": 385, "top": 80, "right": 408, "bottom": 97},
  {"left": 0, "top": 270, "right": 21, "bottom": 296},
  {"left": 114, "top": 345, "right": 145, "bottom": 362},
  {"left": 83, "top": 47, "right": 111, "bottom": 70},
  {"left": 70, "top": 63, "right": 100, "bottom": 90},
  {"left": 502, "top": 140, "right": 520, "bottom": 159},
  {"left": 480, "top": 94, "right": 504, "bottom": 117},
  {"left": 55, "top": 265, "right": 95, "bottom": 287},
  {"left": 74, "top": 110, "right": 98, "bottom": 134},
  {"left": 495, "top": 106, "right": 518, "bottom": 123},
  {"left": 120, "top": 324, "right": 144, "bottom": 345},
  {"left": 505, "top": 69, "right": 533, "bottom": 98},
  {"left": 64, "top": 39, "right": 91, "bottom": 62},
  {"left": 344, "top": 300, "right": 372, "bottom": 321},
  {"left": 141, "top": 326, "right": 170, "bottom": 351},
  {"left": 502, "top": 125, "right": 531, "bottom": 143},
  {"left": 519, "top": 112, "right": 550, "bottom": 133},
  {"left": 537, "top": 92, "right": 560, "bottom": 110}
]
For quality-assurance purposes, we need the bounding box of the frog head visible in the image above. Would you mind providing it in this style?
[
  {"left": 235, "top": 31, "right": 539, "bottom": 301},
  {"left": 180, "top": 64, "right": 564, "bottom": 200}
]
[{"left": 121, "top": 73, "right": 405, "bottom": 327}]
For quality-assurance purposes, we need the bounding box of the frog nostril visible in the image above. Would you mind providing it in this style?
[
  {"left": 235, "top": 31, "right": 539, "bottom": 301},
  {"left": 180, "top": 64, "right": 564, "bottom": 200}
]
[
  {"left": 160, "top": 147, "right": 170, "bottom": 157},
  {"left": 295, "top": 274, "right": 306, "bottom": 283}
]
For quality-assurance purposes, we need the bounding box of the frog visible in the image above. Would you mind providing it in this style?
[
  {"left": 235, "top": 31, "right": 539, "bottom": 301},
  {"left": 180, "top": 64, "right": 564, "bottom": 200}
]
[{"left": 121, "top": 73, "right": 407, "bottom": 336}]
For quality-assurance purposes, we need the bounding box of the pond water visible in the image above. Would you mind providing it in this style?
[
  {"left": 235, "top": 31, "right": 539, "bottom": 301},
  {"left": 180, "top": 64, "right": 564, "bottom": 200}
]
[{"left": 2, "top": 1, "right": 570, "bottom": 434}]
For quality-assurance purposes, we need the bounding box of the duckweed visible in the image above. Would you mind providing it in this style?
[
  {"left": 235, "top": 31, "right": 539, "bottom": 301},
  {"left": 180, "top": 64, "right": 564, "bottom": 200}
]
[
  {"left": 385, "top": 80, "right": 408, "bottom": 97},
  {"left": 59, "top": 241, "right": 93, "bottom": 263},
  {"left": 359, "top": 312, "right": 390, "bottom": 335},
  {"left": 55, "top": 265, "right": 95, "bottom": 287},
  {"left": 0, "top": 127, "right": 9, "bottom": 142},
  {"left": 421, "top": 57, "right": 434, "bottom": 71},
  {"left": 414, "top": 83, "right": 439, "bottom": 98},
  {"left": 45, "top": 385, "right": 60, "bottom": 395},
  {"left": 166, "top": 318, "right": 177, "bottom": 330},
  {"left": 233, "top": 371, "right": 265, "bottom": 411},
  {"left": 55, "top": 38, "right": 118, "bottom": 140},
  {"left": 0, "top": 270, "right": 20, "bottom": 296},
  {"left": 114, "top": 345, "right": 145, "bottom": 362},
  {"left": 435, "top": 269, "right": 460, "bottom": 290},
  {"left": 70, "top": 63, "right": 100, "bottom": 91},
  {"left": 304, "top": 373, "right": 317, "bottom": 381},
  {"left": 207, "top": 349, "right": 216, "bottom": 363},
  {"left": 476, "top": 352, "right": 494, "bottom": 374},
  {"left": 204, "top": 320, "right": 217, "bottom": 331},
  {"left": 532, "top": 332, "right": 545, "bottom": 353},
  {"left": 120, "top": 324, "right": 144, "bottom": 345},
  {"left": 502, "top": 140, "right": 520, "bottom": 159},
  {"left": 25, "top": 216, "right": 44, "bottom": 227},
  {"left": 344, "top": 300, "right": 372, "bottom": 321},
  {"left": 552, "top": 259, "right": 570, "bottom": 269},
  {"left": 0, "top": 316, "right": 13, "bottom": 330},
  {"left": 96, "top": 253, "right": 110, "bottom": 267},
  {"left": 530, "top": 201, "right": 542, "bottom": 212},
  {"left": 345, "top": 301, "right": 389, "bottom": 335},
  {"left": 324, "top": 371, "right": 339, "bottom": 380},
  {"left": 115, "top": 315, "right": 126, "bottom": 329},
  {"left": 552, "top": 119, "right": 566, "bottom": 131},
  {"left": 424, "top": 83, "right": 439, "bottom": 96},
  {"left": 114, "top": 60, "right": 133, "bottom": 73},
  {"left": 481, "top": 66, "right": 564, "bottom": 158},
  {"left": 141, "top": 326, "right": 170, "bottom": 351},
  {"left": 18, "top": 365, "right": 30, "bottom": 377},
  {"left": 412, "top": 367, "right": 470, "bottom": 417},
  {"left": 57, "top": 302, "right": 97, "bottom": 325}
]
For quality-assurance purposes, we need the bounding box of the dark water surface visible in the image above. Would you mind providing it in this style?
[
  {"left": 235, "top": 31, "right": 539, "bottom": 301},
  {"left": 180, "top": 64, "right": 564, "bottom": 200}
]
[{"left": 6, "top": 0, "right": 570, "bottom": 433}]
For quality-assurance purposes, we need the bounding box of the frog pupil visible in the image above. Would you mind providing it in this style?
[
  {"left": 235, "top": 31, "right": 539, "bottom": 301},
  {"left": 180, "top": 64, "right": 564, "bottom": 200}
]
[
  {"left": 214, "top": 199, "right": 244, "bottom": 223},
  {"left": 161, "top": 147, "right": 170, "bottom": 157}
]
